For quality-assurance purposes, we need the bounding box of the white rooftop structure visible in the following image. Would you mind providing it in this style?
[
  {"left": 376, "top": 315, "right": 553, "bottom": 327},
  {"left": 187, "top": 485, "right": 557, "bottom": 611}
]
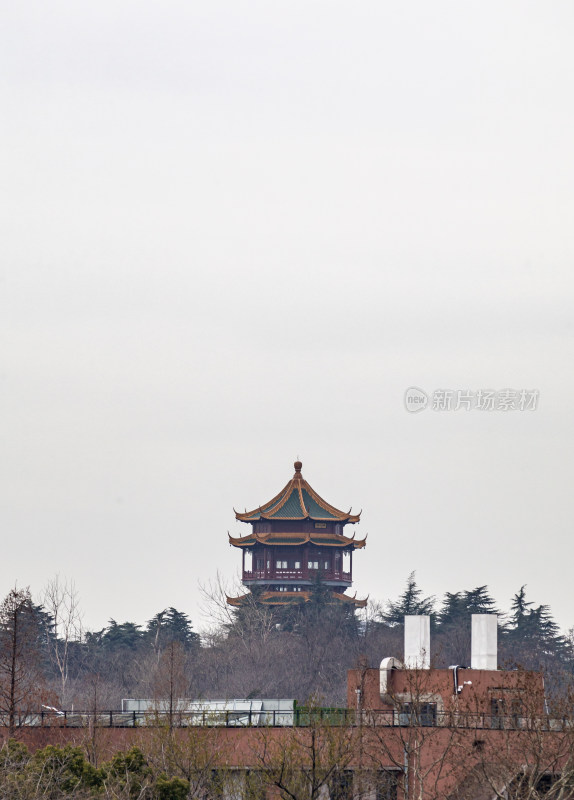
[{"left": 404, "top": 614, "right": 431, "bottom": 669}]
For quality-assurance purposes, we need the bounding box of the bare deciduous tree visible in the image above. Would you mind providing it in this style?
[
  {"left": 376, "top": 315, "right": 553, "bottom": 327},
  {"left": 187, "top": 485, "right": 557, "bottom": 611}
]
[
  {"left": 448, "top": 678, "right": 574, "bottom": 800},
  {"left": 145, "top": 724, "right": 225, "bottom": 799},
  {"left": 151, "top": 641, "right": 190, "bottom": 732},
  {"left": 361, "top": 667, "right": 467, "bottom": 800},
  {"left": 252, "top": 700, "right": 358, "bottom": 800},
  {"left": 41, "top": 576, "right": 83, "bottom": 707},
  {"left": 0, "top": 587, "right": 45, "bottom": 736}
]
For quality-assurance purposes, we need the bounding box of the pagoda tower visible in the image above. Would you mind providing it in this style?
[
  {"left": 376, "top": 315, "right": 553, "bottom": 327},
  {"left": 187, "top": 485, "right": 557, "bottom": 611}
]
[{"left": 227, "top": 461, "right": 367, "bottom": 608}]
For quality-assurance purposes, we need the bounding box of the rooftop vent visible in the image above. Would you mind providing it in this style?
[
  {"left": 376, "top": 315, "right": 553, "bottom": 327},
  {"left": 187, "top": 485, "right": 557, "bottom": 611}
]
[
  {"left": 404, "top": 615, "right": 430, "bottom": 669},
  {"left": 471, "top": 614, "right": 497, "bottom": 670}
]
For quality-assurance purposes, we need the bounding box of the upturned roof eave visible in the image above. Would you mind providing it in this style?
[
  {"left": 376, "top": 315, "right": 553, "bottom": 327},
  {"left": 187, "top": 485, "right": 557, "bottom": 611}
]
[
  {"left": 228, "top": 531, "right": 366, "bottom": 549},
  {"left": 226, "top": 590, "right": 368, "bottom": 608},
  {"left": 234, "top": 461, "right": 362, "bottom": 524}
]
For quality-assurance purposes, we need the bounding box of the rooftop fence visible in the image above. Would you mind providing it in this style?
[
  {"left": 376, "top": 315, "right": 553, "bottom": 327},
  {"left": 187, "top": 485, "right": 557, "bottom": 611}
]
[{"left": 6, "top": 709, "right": 574, "bottom": 730}]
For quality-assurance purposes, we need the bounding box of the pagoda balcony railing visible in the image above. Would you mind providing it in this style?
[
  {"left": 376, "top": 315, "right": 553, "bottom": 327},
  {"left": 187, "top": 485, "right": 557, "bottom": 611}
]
[{"left": 243, "top": 568, "right": 352, "bottom": 583}]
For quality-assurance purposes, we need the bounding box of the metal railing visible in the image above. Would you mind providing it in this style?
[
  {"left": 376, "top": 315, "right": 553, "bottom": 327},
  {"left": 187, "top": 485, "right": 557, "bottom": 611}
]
[
  {"left": 364, "top": 709, "right": 574, "bottom": 732},
  {"left": 8, "top": 708, "right": 354, "bottom": 729},
  {"left": 4, "top": 709, "right": 573, "bottom": 731}
]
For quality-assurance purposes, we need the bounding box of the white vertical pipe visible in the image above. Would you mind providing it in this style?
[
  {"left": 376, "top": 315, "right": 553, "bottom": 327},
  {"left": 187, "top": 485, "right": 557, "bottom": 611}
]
[
  {"left": 404, "top": 615, "right": 431, "bottom": 669},
  {"left": 471, "top": 614, "right": 498, "bottom": 670}
]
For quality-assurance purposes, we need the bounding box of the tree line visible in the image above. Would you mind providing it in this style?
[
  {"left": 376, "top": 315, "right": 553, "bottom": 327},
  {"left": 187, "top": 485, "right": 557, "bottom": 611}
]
[
  {"left": 0, "top": 573, "right": 572, "bottom": 730},
  {"left": 372, "top": 573, "right": 573, "bottom": 679}
]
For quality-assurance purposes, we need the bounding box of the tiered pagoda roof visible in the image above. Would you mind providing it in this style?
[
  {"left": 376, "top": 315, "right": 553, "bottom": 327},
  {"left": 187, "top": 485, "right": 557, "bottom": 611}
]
[
  {"left": 229, "top": 529, "right": 366, "bottom": 549},
  {"left": 226, "top": 590, "right": 368, "bottom": 608},
  {"left": 235, "top": 461, "right": 361, "bottom": 523},
  {"left": 230, "top": 461, "right": 366, "bottom": 550}
]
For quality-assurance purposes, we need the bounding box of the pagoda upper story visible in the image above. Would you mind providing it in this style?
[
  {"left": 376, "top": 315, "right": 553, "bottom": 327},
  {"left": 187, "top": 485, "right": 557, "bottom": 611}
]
[{"left": 227, "top": 461, "right": 366, "bottom": 608}]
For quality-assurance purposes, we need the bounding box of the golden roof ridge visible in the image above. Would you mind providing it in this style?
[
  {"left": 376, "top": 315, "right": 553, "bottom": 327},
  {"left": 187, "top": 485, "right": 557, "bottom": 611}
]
[{"left": 297, "top": 483, "right": 309, "bottom": 518}]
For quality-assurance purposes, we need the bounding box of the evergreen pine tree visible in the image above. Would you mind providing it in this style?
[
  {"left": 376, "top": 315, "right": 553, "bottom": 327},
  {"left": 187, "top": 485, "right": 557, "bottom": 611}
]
[
  {"left": 503, "top": 586, "right": 571, "bottom": 671},
  {"left": 145, "top": 608, "right": 200, "bottom": 653},
  {"left": 101, "top": 620, "right": 144, "bottom": 654},
  {"left": 382, "top": 573, "right": 435, "bottom": 627},
  {"left": 438, "top": 586, "right": 500, "bottom": 627}
]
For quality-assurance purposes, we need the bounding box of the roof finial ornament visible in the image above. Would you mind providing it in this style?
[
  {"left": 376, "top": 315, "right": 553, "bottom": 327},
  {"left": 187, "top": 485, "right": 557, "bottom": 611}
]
[{"left": 294, "top": 459, "right": 302, "bottom": 473}]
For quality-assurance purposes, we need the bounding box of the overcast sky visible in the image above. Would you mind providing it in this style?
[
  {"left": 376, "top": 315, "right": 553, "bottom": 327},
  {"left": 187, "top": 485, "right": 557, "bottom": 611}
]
[{"left": 2, "top": 1, "right": 574, "bottom": 635}]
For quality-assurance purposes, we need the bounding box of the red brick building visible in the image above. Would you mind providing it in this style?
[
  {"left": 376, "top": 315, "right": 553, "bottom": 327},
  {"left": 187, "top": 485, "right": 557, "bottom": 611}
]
[{"left": 7, "top": 615, "right": 572, "bottom": 800}]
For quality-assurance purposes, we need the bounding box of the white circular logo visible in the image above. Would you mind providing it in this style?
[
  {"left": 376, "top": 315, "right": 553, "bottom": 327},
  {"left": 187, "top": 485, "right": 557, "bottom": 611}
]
[{"left": 404, "top": 387, "right": 428, "bottom": 413}]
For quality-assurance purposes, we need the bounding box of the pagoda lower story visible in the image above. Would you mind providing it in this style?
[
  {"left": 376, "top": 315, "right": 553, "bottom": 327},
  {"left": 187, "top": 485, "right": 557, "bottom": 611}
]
[{"left": 227, "top": 461, "right": 367, "bottom": 608}]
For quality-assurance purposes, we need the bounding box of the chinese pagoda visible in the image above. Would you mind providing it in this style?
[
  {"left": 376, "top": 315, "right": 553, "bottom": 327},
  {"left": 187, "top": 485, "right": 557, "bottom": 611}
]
[{"left": 227, "top": 461, "right": 367, "bottom": 608}]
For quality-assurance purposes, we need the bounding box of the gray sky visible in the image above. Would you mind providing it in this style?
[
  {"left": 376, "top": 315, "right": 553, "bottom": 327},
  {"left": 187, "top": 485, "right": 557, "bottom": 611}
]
[{"left": 2, "top": 1, "right": 574, "bottom": 634}]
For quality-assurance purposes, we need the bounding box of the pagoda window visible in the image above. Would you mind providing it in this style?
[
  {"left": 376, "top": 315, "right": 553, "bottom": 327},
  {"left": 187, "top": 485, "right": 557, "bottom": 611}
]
[
  {"left": 244, "top": 551, "right": 253, "bottom": 571},
  {"left": 308, "top": 561, "right": 319, "bottom": 570},
  {"left": 276, "top": 560, "right": 287, "bottom": 569},
  {"left": 294, "top": 561, "right": 301, "bottom": 569},
  {"left": 324, "top": 561, "right": 329, "bottom": 570},
  {"left": 256, "top": 558, "right": 263, "bottom": 571},
  {"left": 343, "top": 551, "right": 351, "bottom": 571}
]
